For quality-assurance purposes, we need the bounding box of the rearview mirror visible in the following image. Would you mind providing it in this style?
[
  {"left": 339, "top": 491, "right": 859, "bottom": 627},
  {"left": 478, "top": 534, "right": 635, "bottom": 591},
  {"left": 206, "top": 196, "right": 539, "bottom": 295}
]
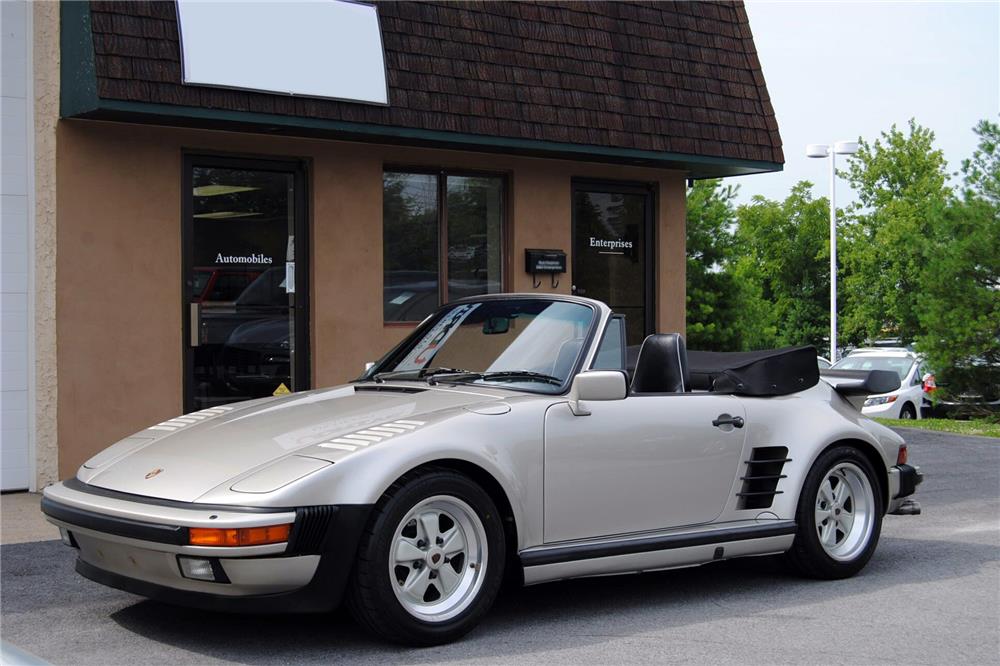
[
  {"left": 568, "top": 371, "right": 628, "bottom": 416},
  {"left": 483, "top": 317, "right": 511, "bottom": 335}
]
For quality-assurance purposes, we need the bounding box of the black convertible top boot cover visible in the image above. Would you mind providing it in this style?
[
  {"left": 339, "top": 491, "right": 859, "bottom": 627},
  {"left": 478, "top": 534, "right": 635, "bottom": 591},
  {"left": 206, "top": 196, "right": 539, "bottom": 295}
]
[{"left": 687, "top": 346, "right": 820, "bottom": 396}]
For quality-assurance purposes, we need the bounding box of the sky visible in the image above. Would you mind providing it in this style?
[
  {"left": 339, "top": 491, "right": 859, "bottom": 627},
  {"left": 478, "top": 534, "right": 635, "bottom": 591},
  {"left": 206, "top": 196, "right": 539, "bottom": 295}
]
[{"left": 729, "top": 1, "right": 1000, "bottom": 206}]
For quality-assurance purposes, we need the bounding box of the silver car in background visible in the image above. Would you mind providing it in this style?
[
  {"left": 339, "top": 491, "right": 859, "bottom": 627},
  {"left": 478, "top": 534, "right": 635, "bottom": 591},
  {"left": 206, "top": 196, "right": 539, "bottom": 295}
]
[{"left": 41, "top": 295, "right": 923, "bottom": 645}]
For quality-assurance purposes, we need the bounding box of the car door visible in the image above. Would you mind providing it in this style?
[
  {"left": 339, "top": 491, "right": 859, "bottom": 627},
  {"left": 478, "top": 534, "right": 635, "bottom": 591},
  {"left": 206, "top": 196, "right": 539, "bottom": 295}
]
[{"left": 543, "top": 393, "right": 748, "bottom": 543}]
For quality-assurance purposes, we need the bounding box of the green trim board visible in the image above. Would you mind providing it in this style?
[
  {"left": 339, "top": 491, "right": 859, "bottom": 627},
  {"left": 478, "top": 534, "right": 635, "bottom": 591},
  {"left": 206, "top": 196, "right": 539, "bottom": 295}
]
[
  {"left": 60, "top": 1, "right": 100, "bottom": 118},
  {"left": 58, "top": 1, "right": 782, "bottom": 178}
]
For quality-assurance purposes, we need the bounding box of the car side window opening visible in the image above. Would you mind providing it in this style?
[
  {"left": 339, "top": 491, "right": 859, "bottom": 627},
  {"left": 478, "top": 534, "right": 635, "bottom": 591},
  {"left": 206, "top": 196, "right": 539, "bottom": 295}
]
[{"left": 591, "top": 315, "right": 626, "bottom": 372}]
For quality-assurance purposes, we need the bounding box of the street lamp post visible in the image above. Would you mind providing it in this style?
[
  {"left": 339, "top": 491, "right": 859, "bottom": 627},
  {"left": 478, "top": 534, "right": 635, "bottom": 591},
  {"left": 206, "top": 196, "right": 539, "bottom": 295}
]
[{"left": 806, "top": 140, "right": 858, "bottom": 363}]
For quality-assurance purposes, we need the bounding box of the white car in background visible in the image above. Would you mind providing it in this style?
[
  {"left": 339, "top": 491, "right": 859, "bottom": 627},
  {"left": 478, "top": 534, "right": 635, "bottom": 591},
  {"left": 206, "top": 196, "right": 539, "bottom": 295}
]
[{"left": 832, "top": 349, "right": 929, "bottom": 420}]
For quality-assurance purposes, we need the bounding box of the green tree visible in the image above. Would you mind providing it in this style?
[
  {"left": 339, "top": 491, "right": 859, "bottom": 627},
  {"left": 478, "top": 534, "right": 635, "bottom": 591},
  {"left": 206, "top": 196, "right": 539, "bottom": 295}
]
[
  {"left": 961, "top": 118, "right": 1000, "bottom": 206},
  {"left": 840, "top": 120, "right": 951, "bottom": 344},
  {"left": 732, "top": 182, "right": 830, "bottom": 350},
  {"left": 685, "top": 180, "right": 745, "bottom": 350},
  {"left": 915, "top": 119, "right": 1000, "bottom": 409}
]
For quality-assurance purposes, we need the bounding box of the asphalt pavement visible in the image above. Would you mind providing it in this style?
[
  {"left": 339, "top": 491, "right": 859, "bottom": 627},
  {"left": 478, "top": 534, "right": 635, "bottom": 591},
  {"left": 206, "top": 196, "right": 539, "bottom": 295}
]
[{"left": 2, "top": 428, "right": 997, "bottom": 665}]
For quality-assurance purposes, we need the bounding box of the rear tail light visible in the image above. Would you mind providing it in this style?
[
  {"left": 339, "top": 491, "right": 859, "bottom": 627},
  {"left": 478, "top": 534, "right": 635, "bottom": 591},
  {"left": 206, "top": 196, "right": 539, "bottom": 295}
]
[
  {"left": 896, "top": 444, "right": 908, "bottom": 465},
  {"left": 188, "top": 523, "right": 291, "bottom": 547}
]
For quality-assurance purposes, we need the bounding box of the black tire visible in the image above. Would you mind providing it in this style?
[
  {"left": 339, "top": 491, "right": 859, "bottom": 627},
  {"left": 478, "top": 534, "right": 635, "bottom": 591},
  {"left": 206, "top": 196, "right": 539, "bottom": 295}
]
[
  {"left": 347, "top": 468, "right": 506, "bottom": 646},
  {"left": 899, "top": 403, "right": 917, "bottom": 419},
  {"left": 786, "top": 446, "right": 884, "bottom": 579}
]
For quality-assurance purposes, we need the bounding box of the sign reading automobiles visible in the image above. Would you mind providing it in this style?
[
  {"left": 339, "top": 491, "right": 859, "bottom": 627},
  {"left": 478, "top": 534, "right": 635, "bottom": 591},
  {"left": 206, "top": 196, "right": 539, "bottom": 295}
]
[{"left": 215, "top": 253, "right": 274, "bottom": 265}]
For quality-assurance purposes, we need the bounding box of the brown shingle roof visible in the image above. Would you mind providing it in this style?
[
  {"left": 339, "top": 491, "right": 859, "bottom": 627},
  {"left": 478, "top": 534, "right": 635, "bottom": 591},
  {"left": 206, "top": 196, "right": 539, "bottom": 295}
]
[{"left": 84, "top": 0, "right": 783, "bottom": 168}]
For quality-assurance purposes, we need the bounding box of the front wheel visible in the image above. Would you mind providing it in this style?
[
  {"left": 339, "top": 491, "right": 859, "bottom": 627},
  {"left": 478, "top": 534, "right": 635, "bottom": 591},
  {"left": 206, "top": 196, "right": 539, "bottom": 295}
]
[
  {"left": 347, "top": 468, "right": 506, "bottom": 645},
  {"left": 899, "top": 402, "right": 917, "bottom": 419},
  {"left": 786, "top": 446, "right": 883, "bottom": 579}
]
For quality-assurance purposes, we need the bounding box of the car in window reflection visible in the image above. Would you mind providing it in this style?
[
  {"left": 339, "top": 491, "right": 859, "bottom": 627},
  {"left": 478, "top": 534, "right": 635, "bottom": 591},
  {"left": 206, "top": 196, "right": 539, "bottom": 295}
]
[
  {"left": 194, "top": 267, "right": 292, "bottom": 404},
  {"left": 383, "top": 270, "right": 501, "bottom": 322},
  {"left": 192, "top": 267, "right": 263, "bottom": 304}
]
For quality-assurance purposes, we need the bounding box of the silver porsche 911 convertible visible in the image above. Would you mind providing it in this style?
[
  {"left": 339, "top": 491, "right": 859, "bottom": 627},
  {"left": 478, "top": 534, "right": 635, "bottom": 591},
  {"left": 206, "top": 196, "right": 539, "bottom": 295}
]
[{"left": 42, "top": 294, "right": 922, "bottom": 645}]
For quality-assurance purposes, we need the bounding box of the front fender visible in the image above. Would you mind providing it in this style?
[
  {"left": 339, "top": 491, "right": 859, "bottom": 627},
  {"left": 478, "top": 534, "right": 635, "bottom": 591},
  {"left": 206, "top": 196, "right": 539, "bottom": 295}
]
[{"left": 198, "top": 396, "right": 552, "bottom": 550}]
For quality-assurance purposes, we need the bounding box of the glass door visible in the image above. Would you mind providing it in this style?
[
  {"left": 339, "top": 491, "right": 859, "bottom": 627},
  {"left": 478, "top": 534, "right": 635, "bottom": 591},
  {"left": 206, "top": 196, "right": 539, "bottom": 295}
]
[
  {"left": 572, "top": 181, "right": 654, "bottom": 348},
  {"left": 183, "top": 157, "right": 308, "bottom": 413}
]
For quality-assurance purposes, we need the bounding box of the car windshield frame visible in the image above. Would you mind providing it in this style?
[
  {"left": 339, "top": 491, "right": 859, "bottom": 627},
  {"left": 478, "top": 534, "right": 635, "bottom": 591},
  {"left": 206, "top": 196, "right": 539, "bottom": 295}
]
[
  {"left": 831, "top": 354, "right": 916, "bottom": 382},
  {"left": 360, "top": 296, "right": 601, "bottom": 395}
]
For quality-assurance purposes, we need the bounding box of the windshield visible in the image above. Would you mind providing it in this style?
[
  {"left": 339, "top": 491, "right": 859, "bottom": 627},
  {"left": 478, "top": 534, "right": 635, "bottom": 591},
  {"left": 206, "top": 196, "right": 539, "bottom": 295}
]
[
  {"left": 371, "top": 298, "right": 596, "bottom": 393},
  {"left": 832, "top": 355, "right": 914, "bottom": 381}
]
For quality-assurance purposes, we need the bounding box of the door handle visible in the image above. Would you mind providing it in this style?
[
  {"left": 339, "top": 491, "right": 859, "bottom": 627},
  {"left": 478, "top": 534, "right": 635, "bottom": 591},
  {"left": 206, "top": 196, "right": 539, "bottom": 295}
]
[
  {"left": 189, "top": 302, "right": 201, "bottom": 347},
  {"left": 712, "top": 414, "right": 744, "bottom": 428}
]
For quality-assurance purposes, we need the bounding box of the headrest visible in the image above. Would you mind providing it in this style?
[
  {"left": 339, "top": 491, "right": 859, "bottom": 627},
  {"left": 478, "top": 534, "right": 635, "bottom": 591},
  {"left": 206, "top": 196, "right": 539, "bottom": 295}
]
[{"left": 631, "top": 333, "right": 690, "bottom": 394}]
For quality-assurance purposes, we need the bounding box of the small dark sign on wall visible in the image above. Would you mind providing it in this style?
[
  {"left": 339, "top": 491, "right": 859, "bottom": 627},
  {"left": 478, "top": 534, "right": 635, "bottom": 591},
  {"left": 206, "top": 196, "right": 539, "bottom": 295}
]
[{"left": 525, "top": 248, "right": 566, "bottom": 274}]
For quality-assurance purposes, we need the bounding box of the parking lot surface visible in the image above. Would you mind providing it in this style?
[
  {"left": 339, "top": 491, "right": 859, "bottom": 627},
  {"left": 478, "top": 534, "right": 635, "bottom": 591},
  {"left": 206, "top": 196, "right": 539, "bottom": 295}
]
[{"left": 2, "top": 428, "right": 997, "bottom": 665}]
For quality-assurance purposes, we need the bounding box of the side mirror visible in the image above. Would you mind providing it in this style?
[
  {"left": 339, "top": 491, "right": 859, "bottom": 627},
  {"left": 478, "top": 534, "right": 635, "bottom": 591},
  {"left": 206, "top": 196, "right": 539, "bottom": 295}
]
[{"left": 567, "top": 371, "right": 628, "bottom": 416}]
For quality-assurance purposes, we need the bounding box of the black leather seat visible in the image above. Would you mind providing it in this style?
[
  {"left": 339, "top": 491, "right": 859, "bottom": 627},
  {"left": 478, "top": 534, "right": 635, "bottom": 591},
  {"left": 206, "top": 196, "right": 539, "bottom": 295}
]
[{"left": 630, "top": 333, "right": 690, "bottom": 393}]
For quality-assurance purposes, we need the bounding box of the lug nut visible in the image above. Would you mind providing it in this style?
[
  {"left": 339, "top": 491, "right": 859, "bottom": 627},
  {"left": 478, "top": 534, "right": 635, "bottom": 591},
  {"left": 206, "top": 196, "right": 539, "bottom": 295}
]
[
  {"left": 417, "top": 540, "right": 426, "bottom": 548},
  {"left": 428, "top": 571, "right": 437, "bottom": 579},
  {"left": 436, "top": 536, "right": 444, "bottom": 545}
]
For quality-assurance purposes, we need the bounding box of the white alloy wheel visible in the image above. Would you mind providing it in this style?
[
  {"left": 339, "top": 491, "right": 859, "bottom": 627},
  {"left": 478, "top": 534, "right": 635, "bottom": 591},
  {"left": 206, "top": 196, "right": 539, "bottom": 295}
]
[
  {"left": 389, "top": 495, "right": 489, "bottom": 623},
  {"left": 814, "top": 462, "right": 876, "bottom": 562}
]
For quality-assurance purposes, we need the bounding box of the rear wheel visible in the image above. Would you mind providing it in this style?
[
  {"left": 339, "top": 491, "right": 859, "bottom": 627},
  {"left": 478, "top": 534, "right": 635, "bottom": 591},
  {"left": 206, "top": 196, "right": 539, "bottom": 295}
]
[
  {"left": 347, "top": 468, "right": 505, "bottom": 645},
  {"left": 786, "top": 446, "right": 883, "bottom": 579}
]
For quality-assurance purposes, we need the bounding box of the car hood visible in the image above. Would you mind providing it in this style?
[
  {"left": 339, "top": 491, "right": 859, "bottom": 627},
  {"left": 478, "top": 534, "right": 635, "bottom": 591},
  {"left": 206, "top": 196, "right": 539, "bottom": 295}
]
[{"left": 77, "top": 383, "right": 504, "bottom": 502}]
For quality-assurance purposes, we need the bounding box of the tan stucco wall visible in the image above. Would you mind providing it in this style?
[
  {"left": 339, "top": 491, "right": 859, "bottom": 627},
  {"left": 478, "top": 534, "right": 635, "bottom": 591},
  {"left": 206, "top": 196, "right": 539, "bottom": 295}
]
[
  {"left": 55, "top": 121, "right": 686, "bottom": 476},
  {"left": 33, "top": 1, "right": 59, "bottom": 489}
]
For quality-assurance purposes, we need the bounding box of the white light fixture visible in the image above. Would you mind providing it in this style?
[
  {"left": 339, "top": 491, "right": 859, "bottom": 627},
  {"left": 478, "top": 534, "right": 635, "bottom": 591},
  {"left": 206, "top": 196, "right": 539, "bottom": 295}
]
[
  {"left": 806, "top": 139, "right": 859, "bottom": 363},
  {"left": 193, "top": 185, "right": 259, "bottom": 197}
]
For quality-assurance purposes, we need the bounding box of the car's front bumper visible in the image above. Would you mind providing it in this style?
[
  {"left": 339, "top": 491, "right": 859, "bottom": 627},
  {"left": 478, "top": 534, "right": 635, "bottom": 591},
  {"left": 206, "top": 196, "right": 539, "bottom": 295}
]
[
  {"left": 41, "top": 479, "right": 372, "bottom": 613},
  {"left": 886, "top": 463, "right": 923, "bottom": 514}
]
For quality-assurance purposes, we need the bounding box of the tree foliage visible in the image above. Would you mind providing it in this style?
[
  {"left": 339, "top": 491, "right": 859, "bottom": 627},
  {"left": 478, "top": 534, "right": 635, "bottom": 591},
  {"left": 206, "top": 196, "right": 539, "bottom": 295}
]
[
  {"left": 731, "top": 182, "right": 831, "bottom": 350},
  {"left": 839, "top": 119, "right": 951, "bottom": 344},
  {"left": 915, "top": 120, "right": 1000, "bottom": 405},
  {"left": 684, "top": 117, "right": 998, "bottom": 409},
  {"left": 684, "top": 180, "right": 744, "bottom": 350}
]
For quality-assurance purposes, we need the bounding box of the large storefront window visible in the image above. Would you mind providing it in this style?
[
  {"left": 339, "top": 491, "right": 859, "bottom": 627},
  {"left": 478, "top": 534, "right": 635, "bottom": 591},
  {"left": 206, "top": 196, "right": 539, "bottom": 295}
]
[{"left": 383, "top": 171, "right": 504, "bottom": 322}]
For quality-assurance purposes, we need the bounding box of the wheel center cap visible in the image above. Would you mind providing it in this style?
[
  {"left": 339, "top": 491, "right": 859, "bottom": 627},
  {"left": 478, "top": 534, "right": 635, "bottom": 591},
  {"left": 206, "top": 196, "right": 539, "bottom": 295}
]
[{"left": 427, "top": 549, "right": 444, "bottom": 569}]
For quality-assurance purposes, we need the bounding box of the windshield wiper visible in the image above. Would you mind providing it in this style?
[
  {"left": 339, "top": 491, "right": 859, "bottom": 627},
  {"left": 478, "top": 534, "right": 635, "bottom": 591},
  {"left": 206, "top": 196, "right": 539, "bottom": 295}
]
[
  {"left": 430, "top": 370, "right": 564, "bottom": 387},
  {"left": 373, "top": 367, "right": 473, "bottom": 384}
]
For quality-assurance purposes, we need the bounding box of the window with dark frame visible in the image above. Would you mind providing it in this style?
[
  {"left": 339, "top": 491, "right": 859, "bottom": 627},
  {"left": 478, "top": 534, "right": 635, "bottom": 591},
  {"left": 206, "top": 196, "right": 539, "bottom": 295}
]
[{"left": 383, "top": 170, "right": 504, "bottom": 322}]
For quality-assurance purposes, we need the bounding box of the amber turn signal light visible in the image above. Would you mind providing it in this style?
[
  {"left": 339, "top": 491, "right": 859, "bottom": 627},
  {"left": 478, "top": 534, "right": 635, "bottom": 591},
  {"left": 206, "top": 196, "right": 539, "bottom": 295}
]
[
  {"left": 189, "top": 523, "right": 292, "bottom": 547},
  {"left": 896, "top": 444, "right": 908, "bottom": 465}
]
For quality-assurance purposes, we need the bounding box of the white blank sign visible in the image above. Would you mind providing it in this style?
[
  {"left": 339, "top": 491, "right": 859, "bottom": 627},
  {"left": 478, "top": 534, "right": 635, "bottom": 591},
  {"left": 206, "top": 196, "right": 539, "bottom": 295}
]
[{"left": 176, "top": 0, "right": 388, "bottom": 105}]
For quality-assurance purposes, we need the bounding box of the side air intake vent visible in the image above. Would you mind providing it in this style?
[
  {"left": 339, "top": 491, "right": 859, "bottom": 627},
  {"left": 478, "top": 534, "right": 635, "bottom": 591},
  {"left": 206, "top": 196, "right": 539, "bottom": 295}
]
[
  {"left": 737, "top": 446, "right": 791, "bottom": 510},
  {"left": 287, "top": 506, "right": 335, "bottom": 554}
]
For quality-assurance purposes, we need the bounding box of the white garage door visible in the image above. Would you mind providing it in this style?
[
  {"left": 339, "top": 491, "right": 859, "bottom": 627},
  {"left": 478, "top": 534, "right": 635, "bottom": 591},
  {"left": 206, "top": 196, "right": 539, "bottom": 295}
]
[{"left": 1, "top": 0, "right": 33, "bottom": 491}]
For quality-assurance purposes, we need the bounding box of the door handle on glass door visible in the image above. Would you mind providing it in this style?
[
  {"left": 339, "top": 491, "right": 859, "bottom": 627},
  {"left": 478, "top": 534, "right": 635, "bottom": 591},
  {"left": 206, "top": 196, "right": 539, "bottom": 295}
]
[{"left": 189, "top": 302, "right": 201, "bottom": 347}]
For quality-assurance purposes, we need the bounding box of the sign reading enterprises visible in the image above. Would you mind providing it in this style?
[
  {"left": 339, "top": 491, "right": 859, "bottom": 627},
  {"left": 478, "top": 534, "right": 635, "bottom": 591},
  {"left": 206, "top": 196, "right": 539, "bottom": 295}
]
[{"left": 176, "top": 0, "right": 389, "bottom": 105}]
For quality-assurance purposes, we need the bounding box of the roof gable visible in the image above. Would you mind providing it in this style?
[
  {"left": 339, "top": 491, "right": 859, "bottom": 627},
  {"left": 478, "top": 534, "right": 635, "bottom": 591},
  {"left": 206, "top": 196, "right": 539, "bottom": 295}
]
[{"left": 72, "top": 1, "right": 783, "bottom": 176}]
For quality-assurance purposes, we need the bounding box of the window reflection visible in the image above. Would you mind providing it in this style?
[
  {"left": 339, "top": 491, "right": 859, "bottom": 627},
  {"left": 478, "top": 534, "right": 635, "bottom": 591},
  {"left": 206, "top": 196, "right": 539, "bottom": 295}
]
[{"left": 383, "top": 171, "right": 504, "bottom": 322}]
